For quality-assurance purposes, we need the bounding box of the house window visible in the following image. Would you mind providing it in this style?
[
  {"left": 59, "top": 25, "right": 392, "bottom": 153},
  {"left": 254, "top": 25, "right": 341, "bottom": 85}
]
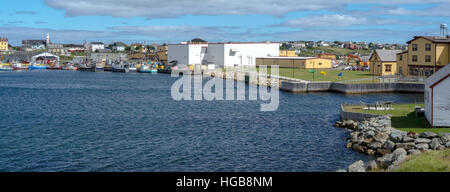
[
  {"left": 412, "top": 55, "right": 418, "bottom": 62},
  {"left": 318, "top": 62, "right": 322, "bottom": 66},
  {"left": 385, "top": 65, "right": 392, "bottom": 72},
  {"left": 425, "top": 55, "right": 431, "bottom": 62},
  {"left": 425, "top": 44, "right": 431, "bottom": 51},
  {"left": 412, "top": 44, "right": 417, "bottom": 51}
]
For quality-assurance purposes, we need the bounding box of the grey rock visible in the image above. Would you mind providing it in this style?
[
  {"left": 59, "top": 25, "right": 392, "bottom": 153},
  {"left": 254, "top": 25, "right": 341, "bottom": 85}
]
[
  {"left": 415, "top": 138, "right": 431, "bottom": 144},
  {"left": 377, "top": 148, "right": 392, "bottom": 156},
  {"left": 419, "top": 132, "right": 438, "bottom": 139},
  {"left": 364, "top": 160, "right": 378, "bottom": 171},
  {"left": 408, "top": 149, "right": 421, "bottom": 155},
  {"left": 392, "top": 148, "right": 407, "bottom": 162},
  {"left": 416, "top": 143, "right": 429, "bottom": 150},
  {"left": 446, "top": 141, "right": 450, "bottom": 148},
  {"left": 336, "top": 169, "right": 347, "bottom": 172},
  {"left": 367, "top": 130, "right": 376, "bottom": 137},
  {"left": 396, "top": 142, "right": 416, "bottom": 150},
  {"left": 402, "top": 136, "right": 415, "bottom": 143},
  {"left": 390, "top": 132, "right": 403, "bottom": 143},
  {"left": 348, "top": 160, "right": 365, "bottom": 172},
  {"left": 376, "top": 154, "right": 394, "bottom": 169},
  {"left": 430, "top": 138, "right": 441, "bottom": 150},
  {"left": 374, "top": 133, "right": 389, "bottom": 142},
  {"left": 440, "top": 133, "right": 450, "bottom": 143},
  {"left": 368, "top": 141, "right": 383, "bottom": 149},
  {"left": 383, "top": 140, "right": 396, "bottom": 150}
]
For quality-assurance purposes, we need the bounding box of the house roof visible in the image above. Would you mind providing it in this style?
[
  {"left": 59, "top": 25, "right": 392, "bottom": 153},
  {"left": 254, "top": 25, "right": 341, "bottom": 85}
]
[
  {"left": 425, "top": 64, "right": 450, "bottom": 88},
  {"left": 112, "top": 42, "right": 126, "bottom": 47},
  {"left": 406, "top": 36, "right": 450, "bottom": 44},
  {"left": 91, "top": 42, "right": 104, "bottom": 45},
  {"left": 373, "top": 49, "right": 403, "bottom": 61}
]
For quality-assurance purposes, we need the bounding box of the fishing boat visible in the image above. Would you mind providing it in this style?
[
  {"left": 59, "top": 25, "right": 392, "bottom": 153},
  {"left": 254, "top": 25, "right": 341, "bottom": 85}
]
[
  {"left": 29, "top": 64, "right": 47, "bottom": 70},
  {"left": 112, "top": 62, "right": 130, "bottom": 73},
  {"left": 12, "top": 62, "right": 29, "bottom": 70},
  {"left": 129, "top": 63, "right": 137, "bottom": 73},
  {"left": 139, "top": 65, "right": 158, "bottom": 73},
  {"left": 0, "top": 63, "right": 13, "bottom": 71}
]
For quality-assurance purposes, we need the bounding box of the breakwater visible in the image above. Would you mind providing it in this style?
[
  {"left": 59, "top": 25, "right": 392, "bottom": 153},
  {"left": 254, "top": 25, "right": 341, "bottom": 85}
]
[
  {"left": 280, "top": 81, "right": 424, "bottom": 94},
  {"left": 335, "top": 116, "right": 450, "bottom": 172}
]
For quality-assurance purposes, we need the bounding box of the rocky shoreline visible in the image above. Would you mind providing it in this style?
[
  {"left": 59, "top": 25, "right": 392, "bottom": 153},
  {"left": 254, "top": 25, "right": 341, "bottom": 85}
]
[{"left": 335, "top": 115, "right": 450, "bottom": 172}]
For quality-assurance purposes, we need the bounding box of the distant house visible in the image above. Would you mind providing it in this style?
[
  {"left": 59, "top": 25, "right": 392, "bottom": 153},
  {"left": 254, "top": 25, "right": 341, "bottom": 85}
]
[
  {"left": 88, "top": 42, "right": 105, "bottom": 52},
  {"left": 369, "top": 49, "right": 403, "bottom": 76},
  {"left": 64, "top": 44, "right": 85, "bottom": 54},
  {"left": 112, "top": 42, "right": 126, "bottom": 52},
  {"left": 22, "top": 40, "right": 47, "bottom": 50},
  {"left": 425, "top": 64, "right": 450, "bottom": 127}
]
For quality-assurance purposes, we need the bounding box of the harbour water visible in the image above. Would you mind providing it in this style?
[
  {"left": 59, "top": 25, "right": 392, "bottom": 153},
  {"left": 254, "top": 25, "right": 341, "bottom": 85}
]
[{"left": 0, "top": 70, "right": 423, "bottom": 172}]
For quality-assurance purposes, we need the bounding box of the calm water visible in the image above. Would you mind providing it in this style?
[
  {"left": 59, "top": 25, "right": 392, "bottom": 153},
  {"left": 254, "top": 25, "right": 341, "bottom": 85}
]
[{"left": 0, "top": 70, "right": 423, "bottom": 172}]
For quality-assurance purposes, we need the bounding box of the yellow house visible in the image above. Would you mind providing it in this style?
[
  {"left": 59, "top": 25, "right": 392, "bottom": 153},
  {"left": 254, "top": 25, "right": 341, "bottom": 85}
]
[
  {"left": 279, "top": 50, "right": 297, "bottom": 57},
  {"left": 156, "top": 45, "right": 168, "bottom": 65},
  {"left": 401, "top": 36, "right": 450, "bottom": 77},
  {"left": 318, "top": 53, "right": 336, "bottom": 60},
  {"left": 396, "top": 51, "right": 408, "bottom": 76},
  {"left": 256, "top": 57, "right": 332, "bottom": 69},
  {"left": 369, "top": 49, "right": 402, "bottom": 76},
  {"left": 0, "top": 38, "right": 8, "bottom": 51}
]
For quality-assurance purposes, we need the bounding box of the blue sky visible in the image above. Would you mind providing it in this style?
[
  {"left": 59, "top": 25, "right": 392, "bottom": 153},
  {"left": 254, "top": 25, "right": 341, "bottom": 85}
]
[{"left": 1, "top": 0, "right": 449, "bottom": 45}]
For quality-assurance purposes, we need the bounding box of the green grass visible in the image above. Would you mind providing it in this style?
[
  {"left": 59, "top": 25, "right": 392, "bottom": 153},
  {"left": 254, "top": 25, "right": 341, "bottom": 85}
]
[
  {"left": 298, "top": 47, "right": 371, "bottom": 57},
  {"left": 344, "top": 104, "right": 450, "bottom": 134},
  {"left": 257, "top": 68, "right": 376, "bottom": 82},
  {"left": 394, "top": 149, "right": 450, "bottom": 172}
]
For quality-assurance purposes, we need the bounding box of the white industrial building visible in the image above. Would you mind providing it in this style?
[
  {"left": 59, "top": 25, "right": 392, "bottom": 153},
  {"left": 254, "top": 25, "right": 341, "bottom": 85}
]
[
  {"left": 168, "top": 41, "right": 279, "bottom": 67},
  {"left": 425, "top": 64, "right": 450, "bottom": 127}
]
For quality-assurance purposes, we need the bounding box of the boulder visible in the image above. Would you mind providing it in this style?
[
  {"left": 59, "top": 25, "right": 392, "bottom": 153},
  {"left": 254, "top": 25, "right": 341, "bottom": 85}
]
[
  {"left": 430, "top": 138, "right": 442, "bottom": 150},
  {"left": 402, "top": 136, "right": 415, "bottom": 143},
  {"left": 419, "top": 132, "right": 438, "bottom": 139},
  {"left": 374, "top": 133, "right": 389, "bottom": 142},
  {"left": 352, "top": 143, "right": 365, "bottom": 153},
  {"left": 383, "top": 140, "right": 396, "bottom": 150},
  {"left": 376, "top": 154, "right": 394, "bottom": 169},
  {"left": 346, "top": 142, "right": 353, "bottom": 148},
  {"left": 368, "top": 141, "right": 383, "bottom": 149},
  {"left": 446, "top": 142, "right": 450, "bottom": 148},
  {"left": 407, "top": 131, "right": 418, "bottom": 139},
  {"left": 376, "top": 148, "right": 392, "bottom": 156},
  {"left": 392, "top": 148, "right": 407, "bottom": 162},
  {"left": 395, "top": 142, "right": 416, "bottom": 150},
  {"left": 365, "top": 149, "right": 376, "bottom": 155},
  {"left": 440, "top": 133, "right": 450, "bottom": 143},
  {"left": 389, "top": 132, "right": 403, "bottom": 143},
  {"left": 416, "top": 143, "right": 429, "bottom": 150},
  {"left": 415, "top": 138, "right": 431, "bottom": 144},
  {"left": 362, "top": 138, "right": 374, "bottom": 145},
  {"left": 367, "top": 130, "right": 376, "bottom": 137},
  {"left": 364, "top": 160, "right": 379, "bottom": 171},
  {"left": 407, "top": 149, "right": 421, "bottom": 155},
  {"left": 348, "top": 160, "right": 365, "bottom": 172}
]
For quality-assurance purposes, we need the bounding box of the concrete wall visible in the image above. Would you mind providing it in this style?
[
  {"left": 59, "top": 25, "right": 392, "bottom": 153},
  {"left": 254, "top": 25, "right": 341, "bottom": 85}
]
[
  {"left": 280, "top": 81, "right": 424, "bottom": 94},
  {"left": 340, "top": 104, "right": 382, "bottom": 121}
]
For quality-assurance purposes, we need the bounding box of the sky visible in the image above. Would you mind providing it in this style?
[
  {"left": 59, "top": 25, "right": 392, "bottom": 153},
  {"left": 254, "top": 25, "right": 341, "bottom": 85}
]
[{"left": 0, "top": 0, "right": 449, "bottom": 45}]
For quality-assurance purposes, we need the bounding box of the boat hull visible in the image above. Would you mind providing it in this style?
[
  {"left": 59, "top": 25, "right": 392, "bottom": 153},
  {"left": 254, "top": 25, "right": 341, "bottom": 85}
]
[
  {"left": 13, "top": 67, "right": 29, "bottom": 70},
  {"left": 0, "top": 68, "right": 13, "bottom": 71},
  {"left": 78, "top": 67, "right": 96, "bottom": 72},
  {"left": 112, "top": 68, "right": 129, "bottom": 73},
  {"left": 29, "top": 66, "right": 47, "bottom": 70}
]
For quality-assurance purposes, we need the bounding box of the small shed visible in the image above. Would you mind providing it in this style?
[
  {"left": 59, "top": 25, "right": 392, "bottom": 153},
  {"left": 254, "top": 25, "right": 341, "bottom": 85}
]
[{"left": 425, "top": 63, "right": 450, "bottom": 127}]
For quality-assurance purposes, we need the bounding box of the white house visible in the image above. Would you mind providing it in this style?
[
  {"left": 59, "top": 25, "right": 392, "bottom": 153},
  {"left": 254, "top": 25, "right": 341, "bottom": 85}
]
[
  {"left": 425, "top": 64, "right": 450, "bottom": 127},
  {"left": 168, "top": 41, "right": 279, "bottom": 67},
  {"left": 88, "top": 42, "right": 105, "bottom": 52}
]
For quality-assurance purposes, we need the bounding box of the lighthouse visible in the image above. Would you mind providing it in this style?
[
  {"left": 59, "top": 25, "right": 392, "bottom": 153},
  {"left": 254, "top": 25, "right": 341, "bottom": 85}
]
[{"left": 46, "top": 33, "right": 50, "bottom": 46}]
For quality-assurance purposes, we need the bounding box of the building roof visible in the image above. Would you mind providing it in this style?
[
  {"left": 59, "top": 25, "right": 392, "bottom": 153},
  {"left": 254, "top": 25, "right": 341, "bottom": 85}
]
[
  {"left": 396, "top": 51, "right": 408, "bottom": 55},
  {"left": 0, "top": 38, "right": 8, "bottom": 41},
  {"left": 22, "top": 40, "right": 46, "bottom": 45},
  {"left": 425, "top": 64, "right": 450, "bottom": 88},
  {"left": 406, "top": 36, "right": 450, "bottom": 44},
  {"left": 91, "top": 42, "right": 104, "bottom": 45},
  {"left": 373, "top": 49, "right": 403, "bottom": 61},
  {"left": 112, "top": 42, "right": 127, "bottom": 47},
  {"left": 257, "top": 56, "right": 319, "bottom": 60}
]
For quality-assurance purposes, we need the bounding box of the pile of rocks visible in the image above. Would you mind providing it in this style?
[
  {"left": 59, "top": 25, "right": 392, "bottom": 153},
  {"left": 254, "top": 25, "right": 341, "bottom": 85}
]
[{"left": 335, "top": 115, "right": 450, "bottom": 172}]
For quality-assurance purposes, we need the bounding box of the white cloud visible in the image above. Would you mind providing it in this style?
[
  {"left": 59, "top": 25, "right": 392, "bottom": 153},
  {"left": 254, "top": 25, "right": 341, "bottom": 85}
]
[
  {"left": 44, "top": 0, "right": 450, "bottom": 18},
  {"left": 280, "top": 15, "right": 367, "bottom": 28}
]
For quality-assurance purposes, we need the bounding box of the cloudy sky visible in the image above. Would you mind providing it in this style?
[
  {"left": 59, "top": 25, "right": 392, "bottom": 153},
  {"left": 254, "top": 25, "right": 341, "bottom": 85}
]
[{"left": 1, "top": 0, "right": 449, "bottom": 45}]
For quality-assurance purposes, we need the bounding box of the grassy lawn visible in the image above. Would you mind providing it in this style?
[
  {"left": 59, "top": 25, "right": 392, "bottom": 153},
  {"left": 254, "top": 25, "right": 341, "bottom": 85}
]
[
  {"left": 394, "top": 149, "right": 450, "bottom": 172},
  {"left": 298, "top": 47, "right": 371, "bottom": 57},
  {"left": 344, "top": 104, "right": 450, "bottom": 134},
  {"left": 256, "top": 67, "right": 376, "bottom": 82}
]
